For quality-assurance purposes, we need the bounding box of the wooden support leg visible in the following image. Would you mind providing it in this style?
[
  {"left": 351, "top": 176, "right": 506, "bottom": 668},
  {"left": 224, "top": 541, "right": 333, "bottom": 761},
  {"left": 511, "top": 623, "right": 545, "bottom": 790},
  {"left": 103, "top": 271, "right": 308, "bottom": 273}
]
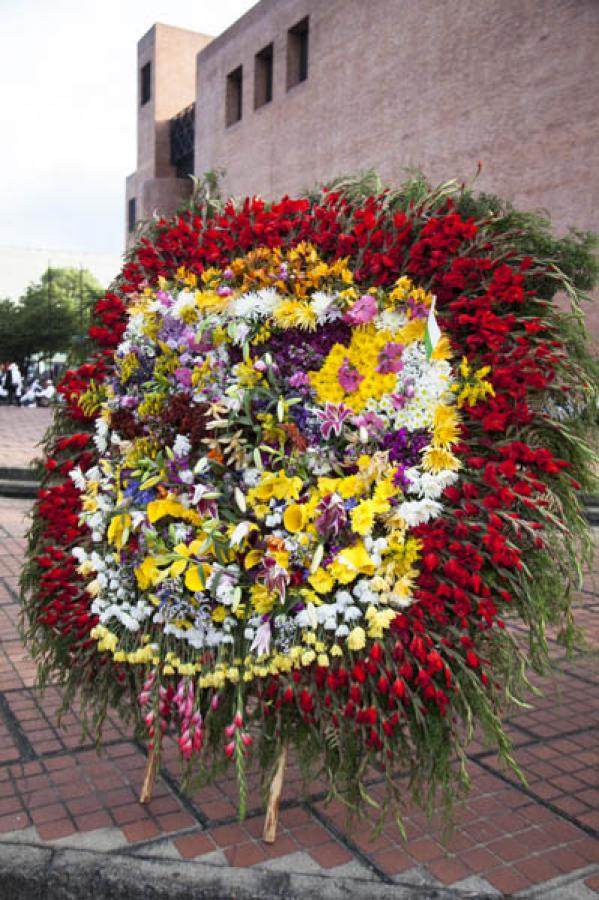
[
  {"left": 263, "top": 744, "right": 287, "bottom": 844},
  {"left": 139, "top": 748, "right": 158, "bottom": 804}
]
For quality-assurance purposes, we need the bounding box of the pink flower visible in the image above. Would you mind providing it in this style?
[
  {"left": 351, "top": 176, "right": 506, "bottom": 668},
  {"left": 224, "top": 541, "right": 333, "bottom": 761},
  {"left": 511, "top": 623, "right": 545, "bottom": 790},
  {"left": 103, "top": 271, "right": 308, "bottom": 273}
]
[
  {"left": 315, "top": 402, "right": 352, "bottom": 439},
  {"left": 376, "top": 342, "right": 404, "bottom": 374},
  {"left": 315, "top": 493, "right": 347, "bottom": 537},
  {"left": 353, "top": 412, "right": 385, "bottom": 433},
  {"left": 338, "top": 357, "right": 364, "bottom": 392},
  {"left": 343, "top": 293, "right": 378, "bottom": 325}
]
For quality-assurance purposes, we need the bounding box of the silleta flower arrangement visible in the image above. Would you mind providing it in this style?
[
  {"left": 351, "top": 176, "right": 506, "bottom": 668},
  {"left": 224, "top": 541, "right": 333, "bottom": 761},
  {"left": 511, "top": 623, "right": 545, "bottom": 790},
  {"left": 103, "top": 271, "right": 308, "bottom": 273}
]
[{"left": 22, "top": 174, "right": 597, "bottom": 831}]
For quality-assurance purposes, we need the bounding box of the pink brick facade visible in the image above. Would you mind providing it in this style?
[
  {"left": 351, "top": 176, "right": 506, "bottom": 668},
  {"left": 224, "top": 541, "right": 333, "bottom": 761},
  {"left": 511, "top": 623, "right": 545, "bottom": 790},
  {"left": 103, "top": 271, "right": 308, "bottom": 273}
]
[{"left": 126, "top": 1, "right": 599, "bottom": 338}]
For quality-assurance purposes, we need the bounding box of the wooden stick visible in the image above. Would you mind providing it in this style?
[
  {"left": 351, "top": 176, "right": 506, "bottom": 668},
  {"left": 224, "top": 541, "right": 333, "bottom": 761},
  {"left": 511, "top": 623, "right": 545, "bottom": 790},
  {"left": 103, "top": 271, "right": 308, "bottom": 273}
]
[
  {"left": 139, "top": 748, "right": 158, "bottom": 804},
  {"left": 263, "top": 744, "right": 287, "bottom": 844}
]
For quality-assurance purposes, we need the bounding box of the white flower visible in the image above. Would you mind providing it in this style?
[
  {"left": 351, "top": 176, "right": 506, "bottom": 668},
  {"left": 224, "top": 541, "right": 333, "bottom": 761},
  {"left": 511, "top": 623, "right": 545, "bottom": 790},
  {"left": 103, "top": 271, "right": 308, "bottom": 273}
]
[
  {"left": 242, "top": 467, "right": 261, "bottom": 487},
  {"left": 69, "top": 466, "right": 86, "bottom": 491},
  {"left": 230, "top": 521, "right": 254, "bottom": 547},
  {"left": 397, "top": 498, "right": 442, "bottom": 527},
  {"left": 93, "top": 418, "right": 109, "bottom": 453},
  {"left": 173, "top": 434, "right": 191, "bottom": 457},
  {"left": 311, "top": 291, "right": 341, "bottom": 324},
  {"left": 250, "top": 621, "right": 272, "bottom": 656}
]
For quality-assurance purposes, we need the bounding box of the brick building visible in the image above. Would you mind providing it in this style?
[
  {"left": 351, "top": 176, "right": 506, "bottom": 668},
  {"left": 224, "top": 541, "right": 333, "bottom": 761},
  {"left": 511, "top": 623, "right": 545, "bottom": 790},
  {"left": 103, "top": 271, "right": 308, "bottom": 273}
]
[{"left": 125, "top": 0, "right": 599, "bottom": 336}]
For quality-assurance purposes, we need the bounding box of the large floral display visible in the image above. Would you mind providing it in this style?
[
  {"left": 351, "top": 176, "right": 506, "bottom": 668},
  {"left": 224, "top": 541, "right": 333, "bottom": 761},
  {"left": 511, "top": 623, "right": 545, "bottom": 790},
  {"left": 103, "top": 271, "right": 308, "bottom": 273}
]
[{"left": 22, "top": 175, "right": 597, "bottom": 825}]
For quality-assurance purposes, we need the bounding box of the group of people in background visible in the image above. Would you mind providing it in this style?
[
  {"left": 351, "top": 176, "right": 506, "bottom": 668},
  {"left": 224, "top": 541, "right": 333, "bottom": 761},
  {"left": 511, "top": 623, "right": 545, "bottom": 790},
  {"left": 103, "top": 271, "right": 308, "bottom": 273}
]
[{"left": 0, "top": 362, "right": 57, "bottom": 407}]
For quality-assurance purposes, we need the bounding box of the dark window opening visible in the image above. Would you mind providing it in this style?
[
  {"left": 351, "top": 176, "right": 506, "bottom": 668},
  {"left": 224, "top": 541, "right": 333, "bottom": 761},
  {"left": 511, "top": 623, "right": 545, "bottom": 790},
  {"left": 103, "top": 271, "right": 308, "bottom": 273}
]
[
  {"left": 254, "top": 43, "right": 273, "bottom": 109},
  {"left": 128, "top": 197, "right": 137, "bottom": 233},
  {"left": 287, "top": 17, "right": 309, "bottom": 89},
  {"left": 140, "top": 62, "right": 152, "bottom": 106},
  {"left": 226, "top": 65, "right": 243, "bottom": 126},
  {"left": 170, "top": 103, "right": 195, "bottom": 178}
]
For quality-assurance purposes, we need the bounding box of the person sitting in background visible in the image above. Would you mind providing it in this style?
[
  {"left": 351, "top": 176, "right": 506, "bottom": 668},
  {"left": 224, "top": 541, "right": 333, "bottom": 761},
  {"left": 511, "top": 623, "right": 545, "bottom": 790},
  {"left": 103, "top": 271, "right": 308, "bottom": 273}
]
[
  {"left": 20, "top": 377, "right": 42, "bottom": 407},
  {"left": 37, "top": 378, "right": 56, "bottom": 407}
]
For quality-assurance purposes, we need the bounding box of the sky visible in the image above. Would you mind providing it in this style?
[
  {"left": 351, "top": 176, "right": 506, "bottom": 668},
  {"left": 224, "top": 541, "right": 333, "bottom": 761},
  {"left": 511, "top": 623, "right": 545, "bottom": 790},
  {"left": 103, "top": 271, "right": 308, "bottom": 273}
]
[{"left": 0, "top": 0, "right": 256, "bottom": 298}]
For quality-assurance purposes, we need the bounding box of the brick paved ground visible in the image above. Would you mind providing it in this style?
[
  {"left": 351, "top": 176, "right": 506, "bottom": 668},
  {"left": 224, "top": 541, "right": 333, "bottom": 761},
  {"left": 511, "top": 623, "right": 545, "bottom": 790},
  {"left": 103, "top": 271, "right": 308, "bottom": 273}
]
[
  {"left": 0, "top": 406, "right": 53, "bottom": 470},
  {"left": 0, "top": 406, "right": 597, "bottom": 898}
]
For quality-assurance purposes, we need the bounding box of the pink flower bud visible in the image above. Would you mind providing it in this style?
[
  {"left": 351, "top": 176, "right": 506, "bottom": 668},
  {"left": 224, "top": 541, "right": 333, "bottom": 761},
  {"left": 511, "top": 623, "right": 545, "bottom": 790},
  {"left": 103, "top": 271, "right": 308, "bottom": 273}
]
[
  {"left": 224, "top": 723, "right": 235, "bottom": 739},
  {"left": 211, "top": 694, "right": 220, "bottom": 710},
  {"left": 234, "top": 711, "right": 243, "bottom": 728},
  {"left": 240, "top": 732, "right": 253, "bottom": 747},
  {"left": 224, "top": 740, "right": 235, "bottom": 758},
  {"left": 144, "top": 711, "right": 155, "bottom": 727}
]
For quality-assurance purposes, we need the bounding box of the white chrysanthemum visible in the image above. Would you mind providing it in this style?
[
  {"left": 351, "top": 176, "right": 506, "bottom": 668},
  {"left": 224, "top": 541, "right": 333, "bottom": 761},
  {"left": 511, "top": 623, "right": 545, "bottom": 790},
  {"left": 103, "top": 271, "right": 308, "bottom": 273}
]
[
  {"left": 397, "top": 498, "right": 443, "bottom": 527},
  {"left": 375, "top": 309, "right": 407, "bottom": 332},
  {"left": 312, "top": 291, "right": 341, "bottom": 324}
]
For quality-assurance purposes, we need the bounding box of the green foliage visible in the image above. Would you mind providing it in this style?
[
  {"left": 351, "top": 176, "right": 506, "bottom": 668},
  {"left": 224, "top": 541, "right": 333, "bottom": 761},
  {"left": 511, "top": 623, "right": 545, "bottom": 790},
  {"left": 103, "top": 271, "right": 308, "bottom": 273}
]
[{"left": 0, "top": 267, "right": 104, "bottom": 368}]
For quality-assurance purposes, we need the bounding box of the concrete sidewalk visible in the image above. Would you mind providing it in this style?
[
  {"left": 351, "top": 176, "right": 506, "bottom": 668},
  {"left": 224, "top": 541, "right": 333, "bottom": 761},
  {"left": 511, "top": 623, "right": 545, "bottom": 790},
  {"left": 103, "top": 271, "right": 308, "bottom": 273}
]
[{"left": 0, "top": 407, "right": 597, "bottom": 898}]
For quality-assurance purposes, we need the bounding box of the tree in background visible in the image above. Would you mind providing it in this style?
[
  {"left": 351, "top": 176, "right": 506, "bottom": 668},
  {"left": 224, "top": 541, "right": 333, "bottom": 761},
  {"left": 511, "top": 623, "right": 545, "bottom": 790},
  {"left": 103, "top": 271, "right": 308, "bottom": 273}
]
[{"left": 0, "top": 267, "right": 104, "bottom": 369}]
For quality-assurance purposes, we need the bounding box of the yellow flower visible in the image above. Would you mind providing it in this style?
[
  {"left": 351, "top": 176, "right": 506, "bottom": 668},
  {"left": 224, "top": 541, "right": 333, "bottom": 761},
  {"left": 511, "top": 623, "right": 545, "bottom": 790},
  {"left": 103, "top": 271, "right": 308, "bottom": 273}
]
[
  {"left": 250, "top": 583, "right": 277, "bottom": 614},
  {"left": 432, "top": 404, "right": 461, "bottom": 449},
  {"left": 308, "top": 568, "right": 335, "bottom": 594},
  {"left": 347, "top": 627, "right": 366, "bottom": 651},
  {"left": 301, "top": 649, "right": 316, "bottom": 666},
  {"left": 350, "top": 500, "right": 377, "bottom": 536},
  {"left": 422, "top": 447, "right": 461, "bottom": 472},
  {"left": 244, "top": 548, "right": 263, "bottom": 569},
  {"left": 431, "top": 334, "right": 452, "bottom": 361},
  {"left": 135, "top": 556, "right": 162, "bottom": 590},
  {"left": 273, "top": 300, "right": 317, "bottom": 331},
  {"left": 283, "top": 503, "right": 307, "bottom": 533},
  {"left": 329, "top": 541, "right": 375, "bottom": 584},
  {"left": 253, "top": 470, "right": 303, "bottom": 502},
  {"left": 365, "top": 605, "right": 395, "bottom": 638},
  {"left": 147, "top": 497, "right": 201, "bottom": 525},
  {"left": 185, "top": 563, "right": 211, "bottom": 592},
  {"left": 211, "top": 605, "right": 227, "bottom": 623},
  {"left": 309, "top": 326, "right": 396, "bottom": 412},
  {"left": 107, "top": 513, "right": 132, "bottom": 549}
]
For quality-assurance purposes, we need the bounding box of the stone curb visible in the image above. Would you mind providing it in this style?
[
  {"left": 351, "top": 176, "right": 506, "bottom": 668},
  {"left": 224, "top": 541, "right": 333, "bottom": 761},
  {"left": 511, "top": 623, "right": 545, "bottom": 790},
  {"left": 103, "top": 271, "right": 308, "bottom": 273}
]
[
  {"left": 0, "top": 466, "right": 39, "bottom": 499},
  {"left": 0, "top": 842, "right": 488, "bottom": 900}
]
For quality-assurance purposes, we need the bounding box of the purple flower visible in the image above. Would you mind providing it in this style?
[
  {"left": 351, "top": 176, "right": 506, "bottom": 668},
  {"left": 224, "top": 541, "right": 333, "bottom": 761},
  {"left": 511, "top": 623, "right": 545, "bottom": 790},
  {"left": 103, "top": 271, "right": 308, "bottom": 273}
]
[
  {"left": 337, "top": 357, "right": 364, "bottom": 392},
  {"left": 376, "top": 342, "right": 404, "bottom": 374},
  {"left": 391, "top": 377, "right": 415, "bottom": 409},
  {"left": 174, "top": 367, "right": 193, "bottom": 388},
  {"left": 382, "top": 427, "right": 430, "bottom": 465},
  {"left": 406, "top": 296, "right": 429, "bottom": 320},
  {"left": 315, "top": 493, "right": 347, "bottom": 537},
  {"left": 392, "top": 465, "right": 411, "bottom": 490},
  {"left": 315, "top": 402, "right": 352, "bottom": 439},
  {"left": 289, "top": 371, "right": 310, "bottom": 388},
  {"left": 343, "top": 293, "right": 378, "bottom": 325}
]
